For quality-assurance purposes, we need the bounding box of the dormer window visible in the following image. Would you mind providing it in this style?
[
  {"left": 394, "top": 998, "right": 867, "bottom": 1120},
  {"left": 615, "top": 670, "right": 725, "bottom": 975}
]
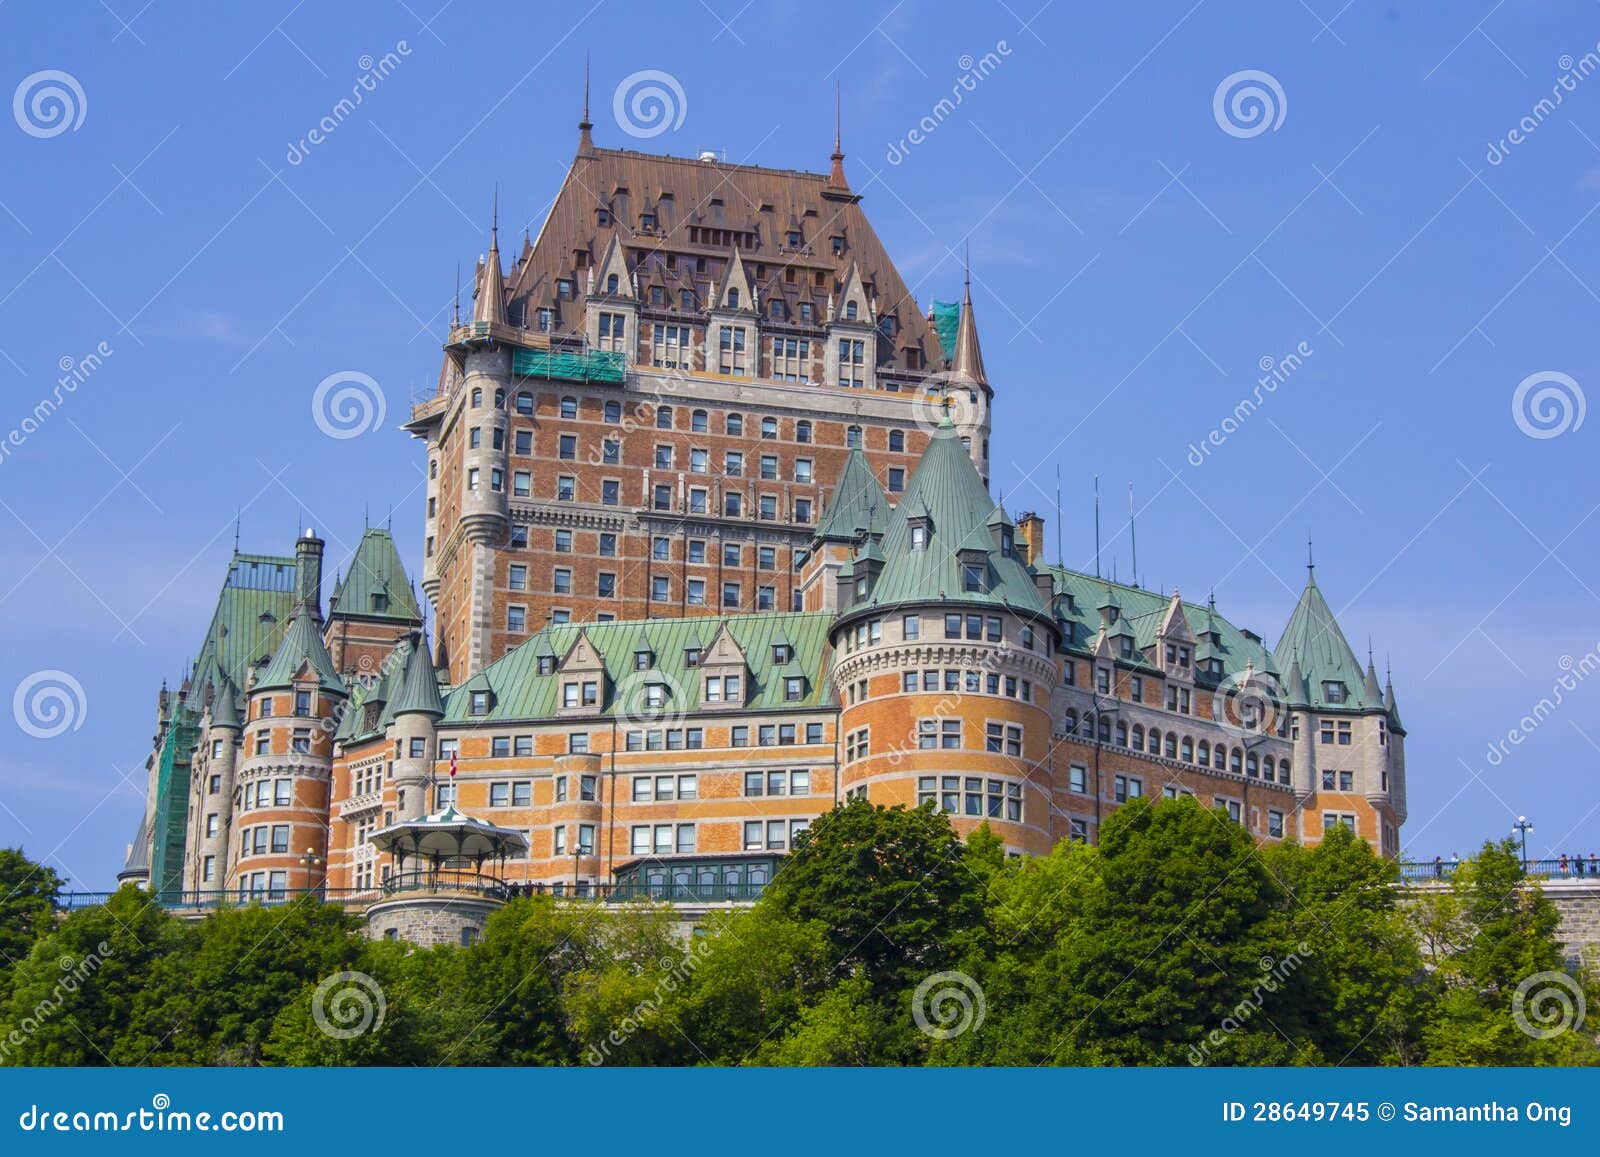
[
  {"left": 645, "top": 683, "right": 667, "bottom": 710},
  {"left": 1000, "top": 528, "right": 1014, "bottom": 558},
  {"left": 799, "top": 302, "right": 813, "bottom": 323},
  {"left": 557, "top": 279, "right": 574, "bottom": 300},
  {"left": 962, "top": 564, "right": 985, "bottom": 593},
  {"left": 831, "top": 236, "right": 844, "bottom": 255},
  {"left": 784, "top": 676, "right": 806, "bottom": 701},
  {"left": 294, "top": 690, "right": 312, "bottom": 717},
  {"left": 685, "top": 647, "right": 702, "bottom": 668},
  {"left": 772, "top": 644, "right": 792, "bottom": 664},
  {"left": 371, "top": 592, "right": 389, "bottom": 613},
  {"left": 606, "top": 273, "right": 619, "bottom": 293},
  {"left": 787, "top": 229, "right": 802, "bottom": 247},
  {"left": 1119, "top": 637, "right": 1134, "bottom": 659},
  {"left": 910, "top": 524, "right": 928, "bottom": 552},
  {"left": 597, "top": 208, "right": 611, "bottom": 226},
  {"left": 844, "top": 301, "right": 858, "bottom": 321},
  {"left": 641, "top": 212, "right": 656, "bottom": 230},
  {"left": 635, "top": 650, "right": 655, "bottom": 671},
  {"left": 537, "top": 656, "right": 556, "bottom": 676},
  {"left": 470, "top": 690, "right": 490, "bottom": 716},
  {"left": 727, "top": 288, "right": 739, "bottom": 308},
  {"left": 1323, "top": 681, "right": 1347, "bottom": 704}
]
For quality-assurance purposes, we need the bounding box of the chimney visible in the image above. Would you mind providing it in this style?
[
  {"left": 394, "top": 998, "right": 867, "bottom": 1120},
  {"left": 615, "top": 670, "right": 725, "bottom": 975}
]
[
  {"left": 1015, "top": 511, "right": 1046, "bottom": 567},
  {"left": 294, "top": 528, "right": 326, "bottom": 624}
]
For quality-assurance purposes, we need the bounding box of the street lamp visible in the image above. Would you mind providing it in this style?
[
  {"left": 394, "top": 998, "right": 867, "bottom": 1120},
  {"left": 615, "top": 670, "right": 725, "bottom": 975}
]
[
  {"left": 299, "top": 846, "right": 324, "bottom": 898},
  {"left": 1512, "top": 816, "right": 1533, "bottom": 869}
]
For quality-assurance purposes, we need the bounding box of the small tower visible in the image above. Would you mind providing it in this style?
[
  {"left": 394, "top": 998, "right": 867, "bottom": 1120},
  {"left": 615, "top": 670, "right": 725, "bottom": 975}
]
[
  {"left": 948, "top": 255, "right": 992, "bottom": 484},
  {"left": 192, "top": 677, "right": 243, "bottom": 892}
]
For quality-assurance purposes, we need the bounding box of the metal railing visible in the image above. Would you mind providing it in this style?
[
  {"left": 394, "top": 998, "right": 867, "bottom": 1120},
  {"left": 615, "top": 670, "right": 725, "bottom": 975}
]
[{"left": 1398, "top": 858, "right": 1600, "bottom": 882}]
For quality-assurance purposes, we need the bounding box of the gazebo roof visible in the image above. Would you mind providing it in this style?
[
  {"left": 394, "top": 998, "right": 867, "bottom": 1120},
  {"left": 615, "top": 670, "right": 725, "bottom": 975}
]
[{"left": 370, "top": 805, "right": 529, "bottom": 862}]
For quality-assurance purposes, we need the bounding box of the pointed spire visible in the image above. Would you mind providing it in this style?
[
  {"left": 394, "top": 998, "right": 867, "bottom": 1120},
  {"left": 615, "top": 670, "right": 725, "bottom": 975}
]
[
  {"left": 452, "top": 261, "right": 461, "bottom": 327},
  {"left": 951, "top": 246, "right": 987, "bottom": 387},
  {"left": 474, "top": 190, "right": 507, "bottom": 327},
  {"left": 1307, "top": 532, "right": 1315, "bottom": 578},
  {"left": 827, "top": 83, "right": 848, "bottom": 190},
  {"left": 211, "top": 678, "right": 242, "bottom": 731},
  {"left": 393, "top": 631, "right": 446, "bottom": 719},
  {"left": 578, "top": 52, "right": 595, "bottom": 154}
]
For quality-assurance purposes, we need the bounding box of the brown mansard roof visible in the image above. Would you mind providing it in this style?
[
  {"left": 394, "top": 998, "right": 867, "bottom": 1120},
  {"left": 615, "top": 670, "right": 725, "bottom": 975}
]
[{"left": 496, "top": 144, "right": 943, "bottom": 374}]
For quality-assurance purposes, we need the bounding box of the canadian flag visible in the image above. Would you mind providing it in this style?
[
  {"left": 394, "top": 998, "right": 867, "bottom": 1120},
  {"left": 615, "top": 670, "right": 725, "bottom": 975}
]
[{"left": 449, "top": 750, "right": 458, "bottom": 779}]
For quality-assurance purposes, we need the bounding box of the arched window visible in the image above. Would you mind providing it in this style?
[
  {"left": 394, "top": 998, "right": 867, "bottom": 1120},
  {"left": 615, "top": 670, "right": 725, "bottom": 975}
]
[
  {"left": 494, "top": 388, "right": 505, "bottom": 408},
  {"left": 1147, "top": 728, "right": 1161, "bottom": 755},
  {"left": 656, "top": 406, "right": 673, "bottom": 430},
  {"left": 1131, "top": 724, "right": 1145, "bottom": 750},
  {"left": 1181, "top": 737, "right": 1194, "bottom": 763},
  {"left": 770, "top": 300, "right": 785, "bottom": 320},
  {"left": 1081, "top": 712, "right": 1095, "bottom": 739},
  {"left": 1115, "top": 720, "right": 1128, "bottom": 747},
  {"left": 889, "top": 430, "right": 905, "bottom": 452},
  {"left": 1278, "top": 759, "right": 1290, "bottom": 785},
  {"left": 727, "top": 288, "right": 740, "bottom": 309},
  {"left": 1213, "top": 744, "right": 1227, "bottom": 771},
  {"left": 761, "top": 417, "right": 778, "bottom": 439},
  {"left": 561, "top": 396, "right": 578, "bottom": 419},
  {"left": 1064, "top": 709, "right": 1078, "bottom": 735},
  {"left": 1098, "top": 715, "right": 1111, "bottom": 743},
  {"left": 471, "top": 388, "right": 483, "bottom": 407},
  {"left": 1229, "top": 748, "right": 1243, "bottom": 774},
  {"left": 845, "top": 301, "right": 858, "bottom": 320},
  {"left": 603, "top": 400, "right": 621, "bottom": 423},
  {"left": 726, "top": 413, "right": 743, "bottom": 436},
  {"left": 1262, "top": 756, "right": 1275, "bottom": 782},
  {"left": 607, "top": 273, "right": 619, "bottom": 293},
  {"left": 846, "top": 425, "right": 862, "bottom": 449},
  {"left": 1163, "top": 733, "right": 1177, "bottom": 759},
  {"left": 796, "top": 420, "right": 812, "bottom": 444},
  {"left": 692, "top": 409, "right": 708, "bottom": 433},
  {"left": 1198, "top": 740, "right": 1211, "bottom": 766},
  {"left": 1246, "top": 752, "right": 1260, "bottom": 778},
  {"left": 515, "top": 392, "right": 534, "bottom": 416}
]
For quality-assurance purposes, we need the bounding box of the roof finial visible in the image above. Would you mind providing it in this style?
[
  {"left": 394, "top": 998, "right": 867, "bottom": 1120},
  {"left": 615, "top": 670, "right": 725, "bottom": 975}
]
[
  {"left": 1307, "top": 531, "right": 1315, "bottom": 576},
  {"left": 578, "top": 53, "right": 594, "bottom": 153},
  {"left": 233, "top": 508, "right": 240, "bottom": 554},
  {"left": 964, "top": 240, "right": 971, "bottom": 293},
  {"left": 491, "top": 183, "right": 498, "bottom": 245},
  {"left": 827, "top": 84, "right": 848, "bottom": 189},
  {"left": 453, "top": 261, "right": 461, "bottom": 327}
]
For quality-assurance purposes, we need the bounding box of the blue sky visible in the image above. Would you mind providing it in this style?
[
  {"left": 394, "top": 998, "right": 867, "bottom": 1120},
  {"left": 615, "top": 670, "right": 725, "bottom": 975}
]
[{"left": 2, "top": 1, "right": 1597, "bottom": 889}]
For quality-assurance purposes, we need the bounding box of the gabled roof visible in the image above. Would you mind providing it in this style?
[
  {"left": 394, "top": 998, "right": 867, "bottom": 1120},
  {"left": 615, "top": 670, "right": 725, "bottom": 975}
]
[
  {"left": 255, "top": 607, "right": 346, "bottom": 695},
  {"left": 852, "top": 419, "right": 1048, "bottom": 618},
  {"left": 330, "top": 528, "right": 422, "bottom": 625},
  {"left": 438, "top": 613, "right": 834, "bottom": 724},
  {"left": 1274, "top": 571, "right": 1380, "bottom": 711},
  {"left": 814, "top": 448, "right": 887, "bottom": 543}
]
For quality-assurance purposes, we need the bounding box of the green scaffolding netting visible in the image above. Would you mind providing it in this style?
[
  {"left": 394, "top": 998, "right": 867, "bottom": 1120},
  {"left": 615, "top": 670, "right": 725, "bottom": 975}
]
[
  {"left": 511, "top": 348, "right": 625, "bottom": 384},
  {"left": 930, "top": 300, "right": 960, "bottom": 359}
]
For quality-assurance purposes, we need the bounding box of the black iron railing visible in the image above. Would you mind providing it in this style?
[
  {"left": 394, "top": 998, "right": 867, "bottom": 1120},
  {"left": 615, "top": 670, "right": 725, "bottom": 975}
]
[{"left": 1398, "top": 858, "right": 1600, "bottom": 882}]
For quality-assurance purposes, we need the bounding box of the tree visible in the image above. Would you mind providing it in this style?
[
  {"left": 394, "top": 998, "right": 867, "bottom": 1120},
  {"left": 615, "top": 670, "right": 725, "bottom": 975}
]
[
  {"left": 762, "top": 799, "right": 985, "bottom": 995},
  {"left": 0, "top": 886, "right": 184, "bottom": 1066},
  {"left": 0, "top": 848, "right": 64, "bottom": 1002}
]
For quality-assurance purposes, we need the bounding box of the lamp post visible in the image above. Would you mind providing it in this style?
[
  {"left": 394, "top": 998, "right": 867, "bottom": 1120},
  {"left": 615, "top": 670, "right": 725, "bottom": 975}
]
[
  {"left": 299, "top": 846, "right": 324, "bottom": 898},
  {"left": 1513, "top": 815, "right": 1533, "bottom": 869}
]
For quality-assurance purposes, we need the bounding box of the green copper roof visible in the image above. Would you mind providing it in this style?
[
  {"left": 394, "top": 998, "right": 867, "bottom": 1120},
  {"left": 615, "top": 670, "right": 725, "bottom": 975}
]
[
  {"left": 1385, "top": 676, "right": 1405, "bottom": 733},
  {"left": 211, "top": 678, "right": 242, "bottom": 729},
  {"left": 185, "top": 552, "right": 297, "bottom": 704},
  {"left": 331, "top": 528, "right": 422, "bottom": 624},
  {"left": 814, "top": 448, "right": 888, "bottom": 543},
  {"left": 393, "top": 633, "right": 445, "bottom": 718},
  {"left": 851, "top": 422, "right": 1049, "bottom": 620},
  {"left": 441, "top": 612, "right": 835, "bottom": 724},
  {"left": 255, "top": 608, "right": 346, "bottom": 695},
  {"left": 1042, "top": 567, "right": 1276, "bottom": 681},
  {"left": 1274, "top": 571, "right": 1380, "bottom": 711}
]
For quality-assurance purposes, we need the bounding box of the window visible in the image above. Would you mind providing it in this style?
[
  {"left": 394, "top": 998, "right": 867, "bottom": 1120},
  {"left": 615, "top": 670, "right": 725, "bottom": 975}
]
[
  {"left": 887, "top": 467, "right": 904, "bottom": 493},
  {"left": 553, "top": 568, "right": 572, "bottom": 595},
  {"left": 1069, "top": 764, "right": 1088, "bottom": 793},
  {"left": 985, "top": 722, "right": 1023, "bottom": 756},
  {"left": 507, "top": 606, "right": 526, "bottom": 632},
  {"left": 796, "top": 420, "right": 812, "bottom": 443},
  {"left": 761, "top": 417, "right": 778, "bottom": 439},
  {"left": 560, "top": 396, "right": 578, "bottom": 419},
  {"left": 557, "top": 475, "right": 575, "bottom": 501},
  {"left": 1113, "top": 775, "right": 1142, "bottom": 803},
  {"left": 1268, "top": 810, "right": 1285, "bottom": 838},
  {"left": 917, "top": 719, "right": 962, "bottom": 749}
]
